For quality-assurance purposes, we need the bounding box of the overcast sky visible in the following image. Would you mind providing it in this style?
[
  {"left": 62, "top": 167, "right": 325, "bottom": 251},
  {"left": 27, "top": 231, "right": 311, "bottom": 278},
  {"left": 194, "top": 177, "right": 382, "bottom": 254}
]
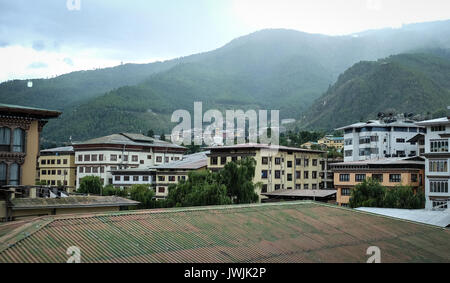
[{"left": 0, "top": 0, "right": 449, "bottom": 82}]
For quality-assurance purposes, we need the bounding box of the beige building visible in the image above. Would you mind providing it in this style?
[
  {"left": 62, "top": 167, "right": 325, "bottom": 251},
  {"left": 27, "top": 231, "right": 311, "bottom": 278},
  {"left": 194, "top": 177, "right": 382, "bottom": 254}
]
[
  {"left": 318, "top": 135, "right": 344, "bottom": 150},
  {"left": 207, "top": 144, "right": 326, "bottom": 199},
  {"left": 331, "top": 157, "right": 425, "bottom": 207},
  {"left": 38, "top": 146, "right": 77, "bottom": 192}
]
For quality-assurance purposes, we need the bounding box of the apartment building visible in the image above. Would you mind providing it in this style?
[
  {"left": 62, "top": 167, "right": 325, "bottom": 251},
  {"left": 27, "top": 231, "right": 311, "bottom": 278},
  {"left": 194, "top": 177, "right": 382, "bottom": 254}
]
[
  {"left": 318, "top": 135, "right": 344, "bottom": 150},
  {"left": 151, "top": 151, "right": 209, "bottom": 198},
  {"left": 207, "top": 144, "right": 326, "bottom": 198},
  {"left": 73, "top": 133, "right": 186, "bottom": 189},
  {"left": 416, "top": 117, "right": 450, "bottom": 210},
  {"left": 331, "top": 157, "right": 425, "bottom": 207},
  {"left": 337, "top": 118, "right": 425, "bottom": 162},
  {"left": 38, "top": 146, "right": 77, "bottom": 192}
]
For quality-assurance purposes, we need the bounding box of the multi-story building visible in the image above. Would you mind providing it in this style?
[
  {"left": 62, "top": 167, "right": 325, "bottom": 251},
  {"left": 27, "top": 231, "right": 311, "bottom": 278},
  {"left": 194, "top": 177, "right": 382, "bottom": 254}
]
[
  {"left": 331, "top": 157, "right": 425, "bottom": 207},
  {"left": 416, "top": 117, "right": 450, "bottom": 210},
  {"left": 318, "top": 135, "right": 344, "bottom": 150},
  {"left": 73, "top": 133, "right": 186, "bottom": 189},
  {"left": 337, "top": 118, "right": 425, "bottom": 162},
  {"left": 0, "top": 104, "right": 61, "bottom": 189},
  {"left": 38, "top": 146, "right": 77, "bottom": 192},
  {"left": 207, "top": 144, "right": 326, "bottom": 199}
]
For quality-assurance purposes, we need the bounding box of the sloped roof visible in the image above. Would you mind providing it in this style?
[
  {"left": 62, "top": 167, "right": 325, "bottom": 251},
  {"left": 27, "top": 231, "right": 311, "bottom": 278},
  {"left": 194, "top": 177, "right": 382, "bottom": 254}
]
[
  {"left": 150, "top": 151, "right": 209, "bottom": 170},
  {"left": 336, "top": 119, "right": 423, "bottom": 131},
  {"left": 75, "top": 133, "right": 185, "bottom": 149},
  {"left": 40, "top": 146, "right": 74, "bottom": 153},
  {"left": 0, "top": 103, "right": 61, "bottom": 119},
  {"left": 207, "top": 143, "right": 325, "bottom": 154},
  {"left": 0, "top": 202, "right": 449, "bottom": 263},
  {"left": 10, "top": 196, "right": 139, "bottom": 210},
  {"left": 262, "top": 190, "right": 337, "bottom": 198},
  {"left": 416, "top": 117, "right": 450, "bottom": 126}
]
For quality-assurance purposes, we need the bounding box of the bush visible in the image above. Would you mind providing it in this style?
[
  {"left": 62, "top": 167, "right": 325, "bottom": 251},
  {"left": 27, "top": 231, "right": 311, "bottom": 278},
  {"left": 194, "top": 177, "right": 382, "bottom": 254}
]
[
  {"left": 77, "top": 176, "right": 103, "bottom": 195},
  {"left": 129, "top": 184, "right": 155, "bottom": 209}
]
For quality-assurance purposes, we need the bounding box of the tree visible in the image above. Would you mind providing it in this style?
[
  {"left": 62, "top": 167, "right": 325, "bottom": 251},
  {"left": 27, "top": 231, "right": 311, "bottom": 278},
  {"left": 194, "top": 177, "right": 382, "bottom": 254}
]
[
  {"left": 349, "top": 178, "right": 385, "bottom": 208},
  {"left": 129, "top": 184, "right": 155, "bottom": 209},
  {"left": 166, "top": 171, "right": 231, "bottom": 207},
  {"left": 160, "top": 132, "right": 166, "bottom": 141},
  {"left": 217, "top": 157, "right": 259, "bottom": 204},
  {"left": 77, "top": 176, "right": 103, "bottom": 195},
  {"left": 383, "top": 186, "right": 425, "bottom": 209},
  {"left": 147, "top": 129, "right": 155, "bottom": 138},
  {"left": 102, "top": 185, "right": 128, "bottom": 197}
]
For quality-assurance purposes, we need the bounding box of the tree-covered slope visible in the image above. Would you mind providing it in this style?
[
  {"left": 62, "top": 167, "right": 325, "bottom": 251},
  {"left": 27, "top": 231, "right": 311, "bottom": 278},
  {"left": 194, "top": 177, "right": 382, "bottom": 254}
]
[{"left": 299, "top": 51, "right": 450, "bottom": 131}]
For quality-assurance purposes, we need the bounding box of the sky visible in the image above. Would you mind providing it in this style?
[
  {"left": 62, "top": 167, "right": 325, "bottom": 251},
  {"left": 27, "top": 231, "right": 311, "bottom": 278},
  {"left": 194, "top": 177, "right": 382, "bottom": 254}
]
[{"left": 0, "top": 0, "right": 449, "bottom": 82}]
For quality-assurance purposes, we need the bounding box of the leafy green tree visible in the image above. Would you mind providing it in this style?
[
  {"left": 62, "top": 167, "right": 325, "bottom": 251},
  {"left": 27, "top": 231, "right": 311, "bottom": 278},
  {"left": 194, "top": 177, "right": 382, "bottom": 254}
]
[
  {"left": 77, "top": 176, "right": 103, "bottom": 195},
  {"left": 349, "top": 178, "right": 385, "bottom": 208},
  {"left": 217, "top": 157, "right": 259, "bottom": 204},
  {"left": 129, "top": 184, "right": 155, "bottom": 209},
  {"left": 160, "top": 132, "right": 166, "bottom": 141},
  {"left": 166, "top": 171, "right": 231, "bottom": 207},
  {"left": 102, "top": 185, "right": 128, "bottom": 197},
  {"left": 147, "top": 129, "right": 155, "bottom": 138},
  {"left": 383, "top": 186, "right": 425, "bottom": 209}
]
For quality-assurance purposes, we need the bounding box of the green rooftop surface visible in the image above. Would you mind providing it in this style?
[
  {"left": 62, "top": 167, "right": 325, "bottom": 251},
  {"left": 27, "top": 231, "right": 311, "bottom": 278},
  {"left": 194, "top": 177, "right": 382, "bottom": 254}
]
[{"left": 0, "top": 201, "right": 449, "bottom": 263}]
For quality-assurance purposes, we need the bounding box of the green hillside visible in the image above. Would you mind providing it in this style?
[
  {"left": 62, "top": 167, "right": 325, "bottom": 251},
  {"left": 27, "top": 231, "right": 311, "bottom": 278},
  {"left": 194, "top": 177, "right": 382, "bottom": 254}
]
[{"left": 299, "top": 51, "right": 450, "bottom": 131}]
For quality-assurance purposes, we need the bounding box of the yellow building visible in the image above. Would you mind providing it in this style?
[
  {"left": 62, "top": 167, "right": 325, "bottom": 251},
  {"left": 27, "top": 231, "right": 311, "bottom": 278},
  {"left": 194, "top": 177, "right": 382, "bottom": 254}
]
[
  {"left": 38, "top": 146, "right": 77, "bottom": 193},
  {"left": 318, "top": 135, "right": 344, "bottom": 150},
  {"left": 207, "top": 144, "right": 327, "bottom": 199},
  {"left": 330, "top": 157, "right": 425, "bottom": 207}
]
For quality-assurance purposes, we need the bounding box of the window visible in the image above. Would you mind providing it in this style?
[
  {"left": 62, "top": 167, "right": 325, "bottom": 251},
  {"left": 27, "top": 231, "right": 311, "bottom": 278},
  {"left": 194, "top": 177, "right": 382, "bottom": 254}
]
[
  {"left": 411, "top": 174, "right": 418, "bottom": 183},
  {"left": 84, "top": 155, "right": 91, "bottom": 162},
  {"left": 13, "top": 128, "right": 25, "bottom": 152},
  {"left": 432, "top": 201, "right": 448, "bottom": 210},
  {"left": 339, "top": 174, "right": 350, "bottom": 182},
  {"left": 169, "top": 176, "right": 176, "bottom": 182},
  {"left": 396, "top": 138, "right": 405, "bottom": 143},
  {"left": 158, "top": 187, "right": 166, "bottom": 193},
  {"left": 99, "top": 154, "right": 104, "bottom": 161},
  {"left": 304, "top": 171, "right": 309, "bottom": 179},
  {"left": 220, "top": 157, "right": 226, "bottom": 165},
  {"left": 341, "top": 188, "right": 351, "bottom": 196},
  {"left": 165, "top": 157, "right": 169, "bottom": 163},
  {"left": 275, "top": 184, "right": 281, "bottom": 191},
  {"left": 9, "top": 163, "right": 20, "bottom": 186},
  {"left": 147, "top": 155, "right": 152, "bottom": 160},
  {"left": 429, "top": 160, "right": 448, "bottom": 172},
  {"left": 0, "top": 163, "right": 7, "bottom": 185},
  {"left": 430, "top": 181, "right": 449, "bottom": 193},
  {"left": 63, "top": 159, "right": 68, "bottom": 165},
  {"left": 430, "top": 140, "right": 449, "bottom": 153},
  {"left": 115, "top": 176, "right": 121, "bottom": 181},
  {"left": 0, "top": 127, "right": 11, "bottom": 151},
  {"left": 140, "top": 160, "right": 144, "bottom": 164},
  {"left": 304, "top": 159, "right": 309, "bottom": 166},
  {"left": 345, "top": 150, "right": 353, "bottom": 157},
  {"left": 275, "top": 170, "right": 281, "bottom": 179},
  {"left": 287, "top": 161, "right": 292, "bottom": 168},
  {"left": 359, "top": 137, "right": 371, "bottom": 144},
  {"left": 304, "top": 184, "right": 309, "bottom": 190},
  {"left": 312, "top": 184, "right": 317, "bottom": 190},
  {"left": 110, "top": 155, "right": 117, "bottom": 161},
  {"left": 158, "top": 176, "right": 165, "bottom": 182},
  {"left": 431, "top": 126, "right": 446, "bottom": 132},
  {"left": 56, "top": 159, "right": 61, "bottom": 165},
  {"left": 372, "top": 174, "right": 383, "bottom": 182},
  {"left": 143, "top": 176, "right": 149, "bottom": 182},
  {"left": 79, "top": 167, "right": 84, "bottom": 173},
  {"left": 312, "top": 171, "right": 317, "bottom": 179},
  {"left": 261, "top": 170, "right": 268, "bottom": 179},
  {"left": 296, "top": 171, "right": 301, "bottom": 179},
  {"left": 389, "top": 174, "right": 401, "bottom": 183},
  {"left": 156, "top": 156, "right": 162, "bottom": 163},
  {"left": 262, "top": 157, "right": 269, "bottom": 165},
  {"left": 287, "top": 174, "right": 292, "bottom": 181},
  {"left": 275, "top": 158, "right": 281, "bottom": 165},
  {"left": 295, "top": 184, "right": 301, "bottom": 190},
  {"left": 78, "top": 155, "right": 83, "bottom": 162},
  {"left": 92, "top": 154, "right": 98, "bottom": 161},
  {"left": 57, "top": 170, "right": 62, "bottom": 175},
  {"left": 123, "top": 155, "right": 129, "bottom": 162},
  {"left": 394, "top": 127, "right": 408, "bottom": 132},
  {"left": 100, "top": 167, "right": 104, "bottom": 173},
  {"left": 132, "top": 155, "right": 138, "bottom": 162},
  {"left": 261, "top": 185, "right": 268, "bottom": 193},
  {"left": 295, "top": 158, "right": 301, "bottom": 166},
  {"left": 211, "top": 157, "right": 218, "bottom": 165},
  {"left": 355, "top": 174, "right": 366, "bottom": 182},
  {"left": 124, "top": 176, "right": 130, "bottom": 181},
  {"left": 133, "top": 176, "right": 139, "bottom": 182},
  {"left": 345, "top": 139, "right": 352, "bottom": 146},
  {"left": 41, "top": 159, "right": 46, "bottom": 165},
  {"left": 42, "top": 170, "right": 47, "bottom": 175},
  {"left": 85, "top": 167, "right": 91, "bottom": 173}
]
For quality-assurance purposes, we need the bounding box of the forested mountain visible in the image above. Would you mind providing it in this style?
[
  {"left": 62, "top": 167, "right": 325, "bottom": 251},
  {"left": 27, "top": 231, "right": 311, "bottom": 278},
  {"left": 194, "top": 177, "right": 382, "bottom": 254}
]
[
  {"left": 299, "top": 50, "right": 450, "bottom": 131},
  {"left": 1, "top": 20, "right": 450, "bottom": 144}
]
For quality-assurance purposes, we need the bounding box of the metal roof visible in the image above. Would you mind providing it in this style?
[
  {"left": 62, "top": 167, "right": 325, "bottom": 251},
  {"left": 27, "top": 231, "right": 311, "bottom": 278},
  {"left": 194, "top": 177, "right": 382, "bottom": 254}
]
[
  {"left": 0, "top": 103, "right": 61, "bottom": 119},
  {"left": 207, "top": 143, "right": 325, "bottom": 154},
  {"left": 330, "top": 157, "right": 425, "bottom": 167},
  {"left": 0, "top": 201, "right": 449, "bottom": 263},
  {"left": 262, "top": 190, "right": 337, "bottom": 198},
  {"left": 415, "top": 117, "right": 450, "bottom": 126},
  {"left": 150, "top": 151, "right": 209, "bottom": 170},
  {"left": 10, "top": 196, "right": 139, "bottom": 210},
  {"left": 74, "top": 133, "right": 185, "bottom": 149},
  {"left": 40, "top": 146, "right": 74, "bottom": 153},
  {"left": 336, "top": 119, "right": 423, "bottom": 131},
  {"left": 356, "top": 207, "right": 450, "bottom": 228}
]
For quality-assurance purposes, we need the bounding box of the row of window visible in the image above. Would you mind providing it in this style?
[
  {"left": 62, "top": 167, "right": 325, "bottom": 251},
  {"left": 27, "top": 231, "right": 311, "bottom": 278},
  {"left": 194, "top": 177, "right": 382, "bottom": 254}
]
[
  {"left": 41, "top": 159, "right": 68, "bottom": 165},
  {"left": 41, "top": 169, "right": 68, "bottom": 176},
  {"left": 260, "top": 183, "right": 318, "bottom": 193},
  {"left": 430, "top": 181, "right": 449, "bottom": 193},
  {"left": 261, "top": 170, "right": 318, "bottom": 180},
  {"left": 77, "top": 154, "right": 180, "bottom": 163},
  {"left": 347, "top": 127, "right": 424, "bottom": 134},
  {"left": 0, "top": 127, "right": 25, "bottom": 153},
  {"left": 79, "top": 166, "right": 106, "bottom": 174},
  {"left": 114, "top": 175, "right": 151, "bottom": 182},
  {"left": 429, "top": 160, "right": 448, "bottom": 173},
  {"left": 157, "top": 175, "right": 186, "bottom": 182},
  {"left": 42, "top": 180, "right": 68, "bottom": 186},
  {"left": 431, "top": 126, "right": 446, "bottom": 132},
  {"left": 210, "top": 156, "right": 319, "bottom": 167},
  {"left": 339, "top": 174, "right": 404, "bottom": 183},
  {"left": 430, "top": 140, "right": 448, "bottom": 153}
]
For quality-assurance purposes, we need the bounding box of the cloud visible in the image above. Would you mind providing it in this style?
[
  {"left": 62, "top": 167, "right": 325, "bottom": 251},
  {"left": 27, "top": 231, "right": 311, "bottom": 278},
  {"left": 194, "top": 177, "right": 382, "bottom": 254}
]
[
  {"left": 28, "top": 62, "right": 48, "bottom": 69},
  {"left": 32, "top": 40, "right": 46, "bottom": 51},
  {"left": 0, "top": 41, "right": 9, "bottom": 47}
]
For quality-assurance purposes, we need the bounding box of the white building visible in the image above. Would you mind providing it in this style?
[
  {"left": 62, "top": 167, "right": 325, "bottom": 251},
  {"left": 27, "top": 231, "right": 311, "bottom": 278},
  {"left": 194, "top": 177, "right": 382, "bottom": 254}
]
[
  {"left": 337, "top": 118, "right": 425, "bottom": 162},
  {"left": 73, "top": 133, "right": 186, "bottom": 189},
  {"left": 416, "top": 117, "right": 450, "bottom": 210}
]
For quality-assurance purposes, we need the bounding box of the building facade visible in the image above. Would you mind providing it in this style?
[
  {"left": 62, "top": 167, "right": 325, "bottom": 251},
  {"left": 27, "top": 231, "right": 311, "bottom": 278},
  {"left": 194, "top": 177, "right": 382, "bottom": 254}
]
[
  {"left": 331, "top": 158, "right": 425, "bottom": 207},
  {"left": 416, "top": 117, "right": 450, "bottom": 210},
  {"left": 73, "top": 133, "right": 186, "bottom": 189},
  {"left": 38, "top": 146, "right": 77, "bottom": 192},
  {"left": 337, "top": 118, "right": 425, "bottom": 162},
  {"left": 207, "top": 144, "right": 326, "bottom": 198},
  {"left": 318, "top": 135, "right": 344, "bottom": 150}
]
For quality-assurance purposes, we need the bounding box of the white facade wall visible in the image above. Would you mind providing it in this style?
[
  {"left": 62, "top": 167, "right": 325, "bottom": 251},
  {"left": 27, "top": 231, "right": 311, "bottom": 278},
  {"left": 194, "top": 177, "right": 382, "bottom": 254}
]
[
  {"left": 112, "top": 175, "right": 154, "bottom": 187},
  {"left": 422, "top": 123, "right": 450, "bottom": 210},
  {"left": 343, "top": 127, "right": 422, "bottom": 162}
]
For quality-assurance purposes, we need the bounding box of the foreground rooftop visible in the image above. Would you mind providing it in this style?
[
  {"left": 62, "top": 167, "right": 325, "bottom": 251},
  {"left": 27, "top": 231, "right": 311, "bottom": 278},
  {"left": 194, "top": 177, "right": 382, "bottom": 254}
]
[{"left": 0, "top": 202, "right": 448, "bottom": 263}]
